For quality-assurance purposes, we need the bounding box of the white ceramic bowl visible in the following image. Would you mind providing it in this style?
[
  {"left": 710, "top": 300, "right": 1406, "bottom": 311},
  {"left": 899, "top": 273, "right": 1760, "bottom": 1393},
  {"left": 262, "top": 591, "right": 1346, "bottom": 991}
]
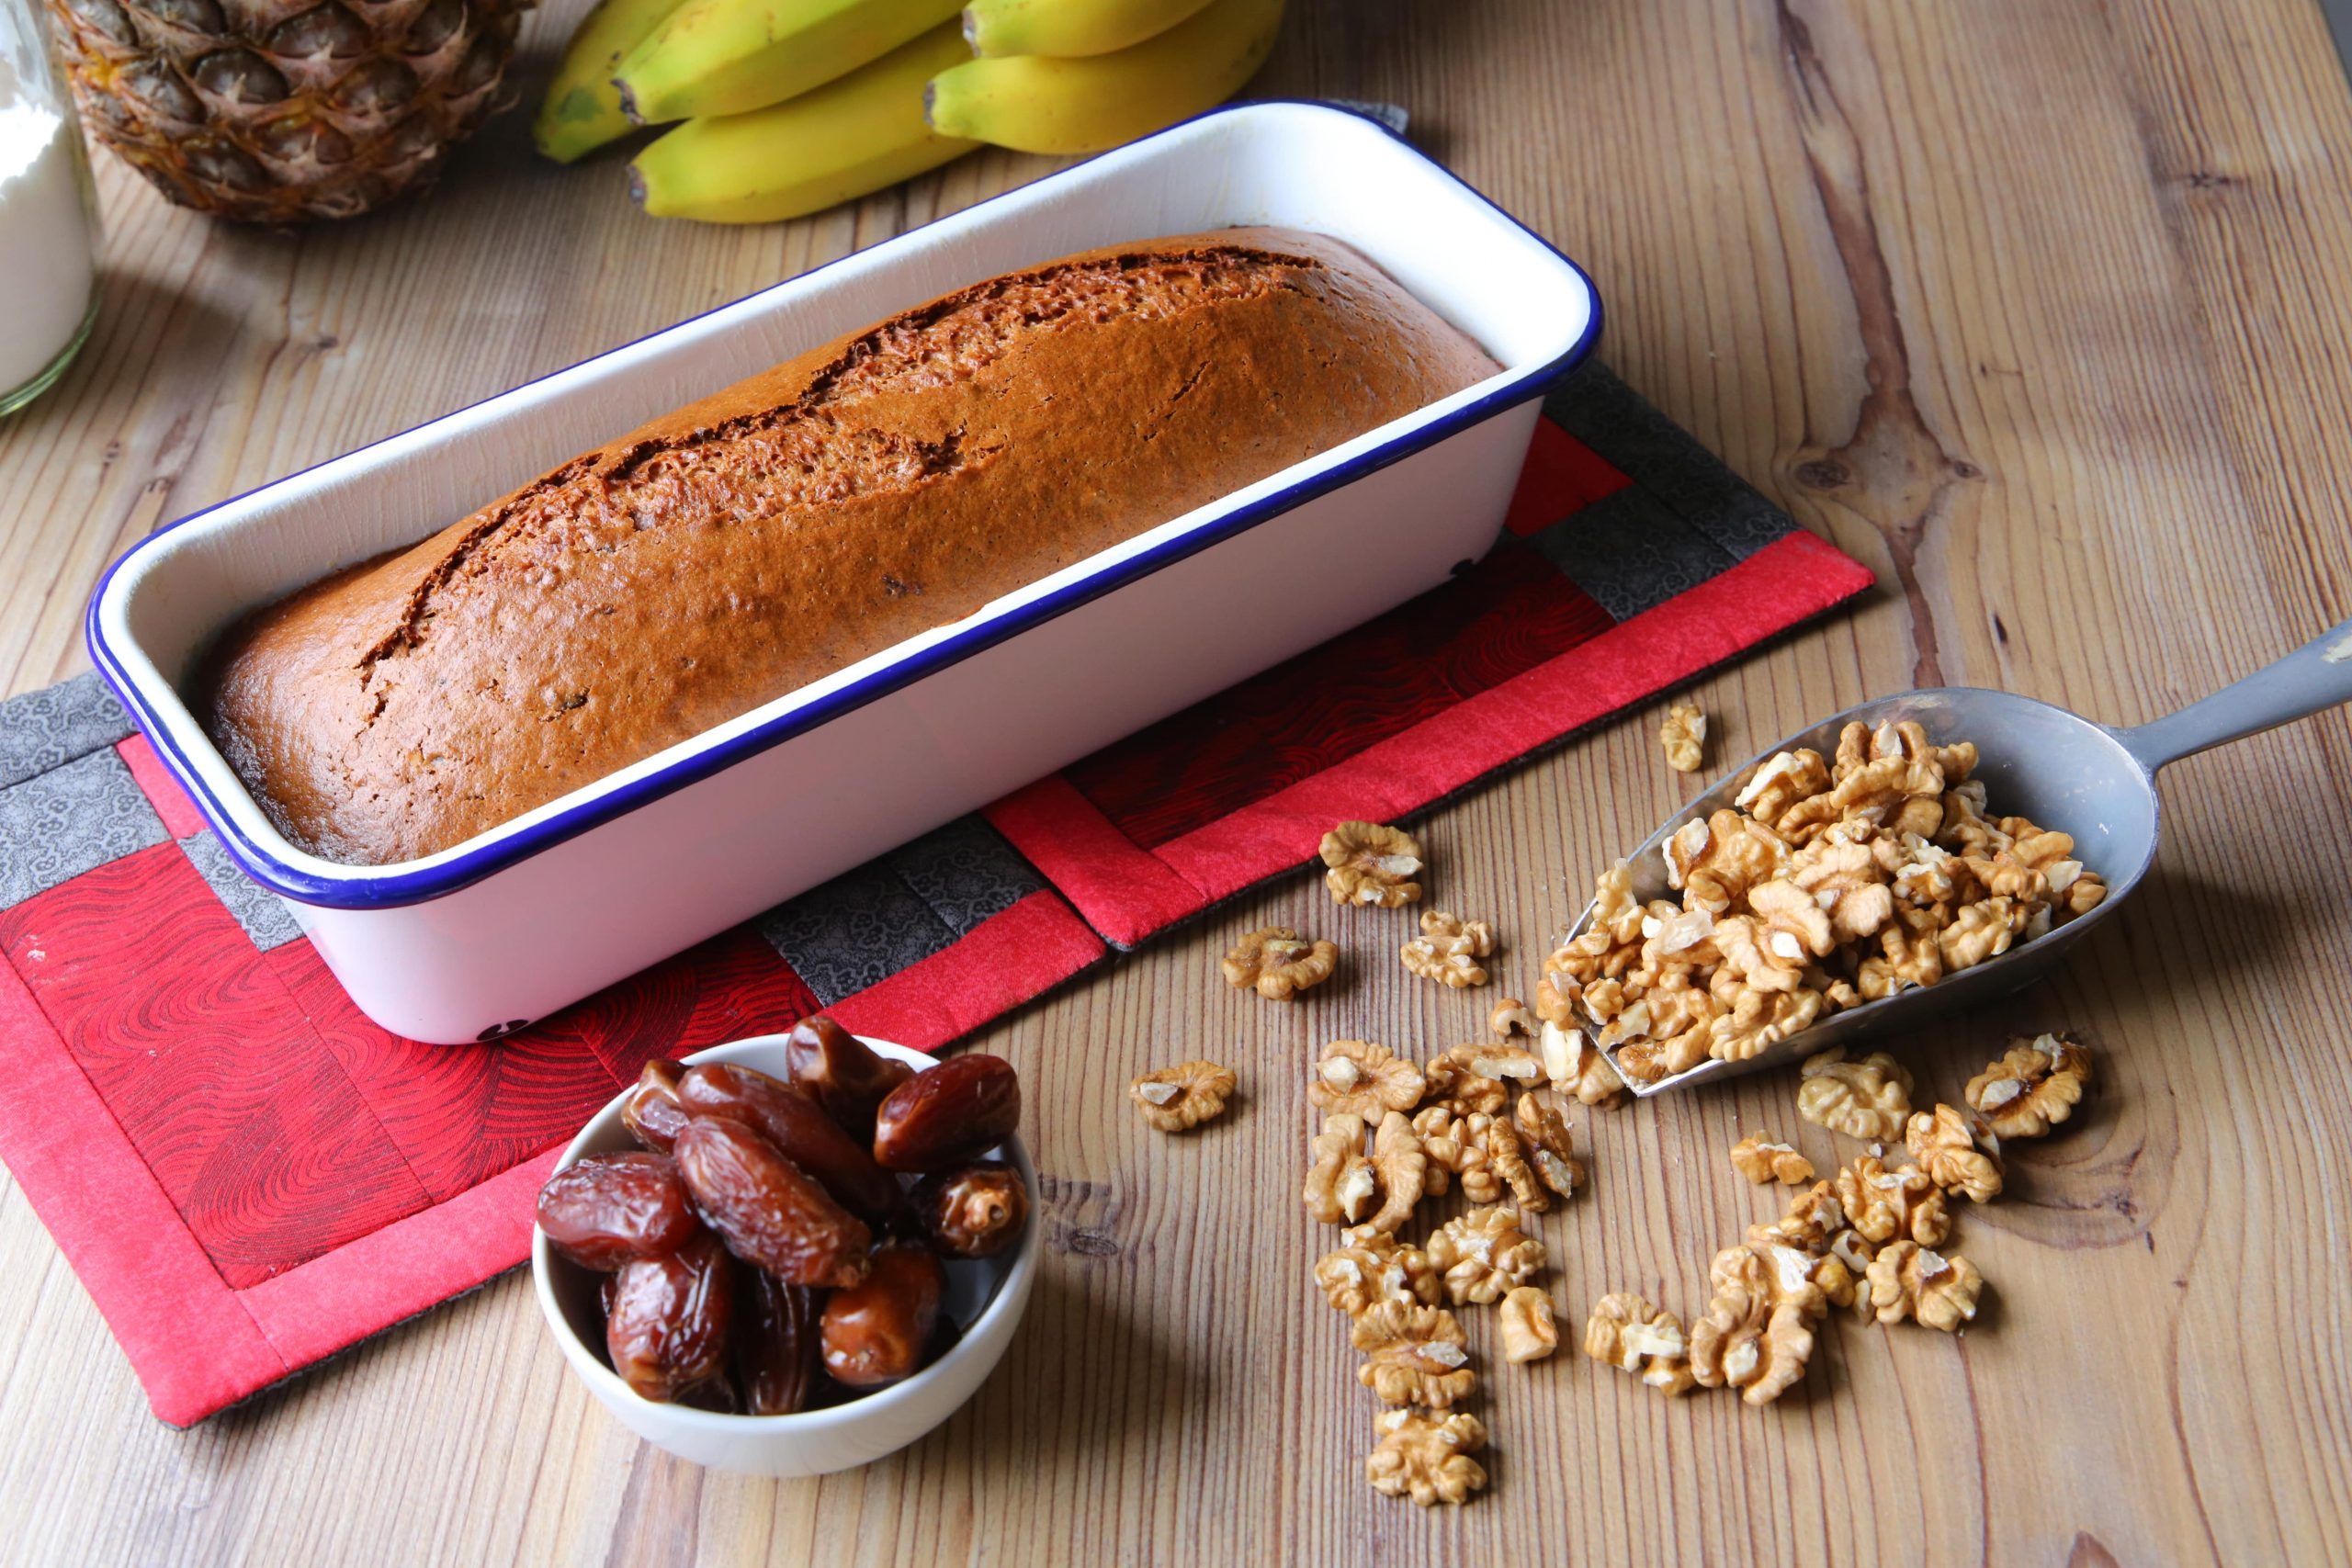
[{"left": 531, "top": 1034, "right": 1038, "bottom": 1477}]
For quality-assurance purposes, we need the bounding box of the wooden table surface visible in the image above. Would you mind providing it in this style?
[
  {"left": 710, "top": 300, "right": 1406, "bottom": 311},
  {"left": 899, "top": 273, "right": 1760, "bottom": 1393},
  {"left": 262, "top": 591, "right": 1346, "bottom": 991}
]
[{"left": 6, "top": 0, "right": 2352, "bottom": 1562}]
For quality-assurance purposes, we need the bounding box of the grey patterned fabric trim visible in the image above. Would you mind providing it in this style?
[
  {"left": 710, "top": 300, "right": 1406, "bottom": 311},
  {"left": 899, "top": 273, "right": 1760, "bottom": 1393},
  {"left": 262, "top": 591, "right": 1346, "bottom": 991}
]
[
  {"left": 0, "top": 746, "right": 166, "bottom": 911},
  {"left": 1526, "top": 485, "right": 1740, "bottom": 623},
  {"left": 1542, "top": 361, "right": 1797, "bottom": 570},
  {"left": 757, "top": 818, "right": 1044, "bottom": 1005},
  {"left": 182, "top": 829, "right": 305, "bottom": 952},
  {"left": 0, "top": 671, "right": 137, "bottom": 795}
]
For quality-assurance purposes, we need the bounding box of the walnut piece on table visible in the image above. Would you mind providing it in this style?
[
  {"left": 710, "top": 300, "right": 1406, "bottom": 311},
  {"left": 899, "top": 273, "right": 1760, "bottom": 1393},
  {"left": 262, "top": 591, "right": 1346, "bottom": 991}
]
[
  {"left": 1729, "top": 1133, "right": 1815, "bottom": 1187},
  {"left": 1428, "top": 1205, "right": 1545, "bottom": 1306},
  {"left": 1364, "top": 1111, "right": 1428, "bottom": 1235},
  {"left": 1498, "top": 1286, "right": 1560, "bottom": 1364},
  {"left": 1410, "top": 1106, "right": 1498, "bottom": 1203},
  {"left": 1795, "top": 1047, "right": 1915, "bottom": 1141},
  {"left": 1315, "top": 1226, "right": 1440, "bottom": 1317},
  {"left": 1488, "top": 997, "right": 1537, "bottom": 1040},
  {"left": 1303, "top": 1112, "right": 1375, "bottom": 1225},
  {"left": 1905, "top": 1103, "right": 2004, "bottom": 1202},
  {"left": 1689, "top": 1248, "right": 1818, "bottom": 1406},
  {"left": 1422, "top": 1043, "right": 1543, "bottom": 1116},
  {"left": 1660, "top": 702, "right": 1708, "bottom": 773},
  {"left": 1866, "top": 1241, "right": 1984, "bottom": 1331},
  {"left": 1130, "top": 1060, "right": 1236, "bottom": 1132},
  {"left": 1746, "top": 1179, "right": 1849, "bottom": 1257},
  {"left": 1512, "top": 1092, "right": 1585, "bottom": 1201},
  {"left": 1965, "top": 1032, "right": 2093, "bottom": 1140},
  {"left": 1218, "top": 924, "right": 1339, "bottom": 1002},
  {"left": 1583, "top": 1292, "right": 1696, "bottom": 1395},
  {"left": 1401, "top": 910, "right": 1498, "bottom": 988},
  {"left": 1538, "top": 1019, "right": 1627, "bottom": 1108},
  {"left": 1833, "top": 1154, "right": 1951, "bottom": 1247},
  {"left": 1309, "top": 1038, "right": 1425, "bottom": 1119},
  {"left": 1352, "top": 1301, "right": 1477, "bottom": 1407},
  {"left": 1320, "top": 820, "right": 1425, "bottom": 908},
  {"left": 1365, "top": 1407, "right": 1488, "bottom": 1506}
]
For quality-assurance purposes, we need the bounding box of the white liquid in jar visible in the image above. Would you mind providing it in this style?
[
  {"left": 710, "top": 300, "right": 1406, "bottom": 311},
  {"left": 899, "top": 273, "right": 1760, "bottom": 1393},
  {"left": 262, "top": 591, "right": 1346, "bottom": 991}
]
[{"left": 0, "top": 99, "right": 95, "bottom": 395}]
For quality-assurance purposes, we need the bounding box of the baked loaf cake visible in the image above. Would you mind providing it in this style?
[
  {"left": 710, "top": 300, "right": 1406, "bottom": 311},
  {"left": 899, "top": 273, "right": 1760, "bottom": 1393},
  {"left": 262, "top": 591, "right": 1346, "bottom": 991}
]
[{"left": 202, "top": 228, "right": 1498, "bottom": 865}]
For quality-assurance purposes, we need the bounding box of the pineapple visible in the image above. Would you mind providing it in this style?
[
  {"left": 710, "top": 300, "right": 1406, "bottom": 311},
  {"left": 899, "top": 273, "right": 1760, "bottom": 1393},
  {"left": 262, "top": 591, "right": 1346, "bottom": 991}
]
[{"left": 41, "top": 0, "right": 532, "bottom": 222}]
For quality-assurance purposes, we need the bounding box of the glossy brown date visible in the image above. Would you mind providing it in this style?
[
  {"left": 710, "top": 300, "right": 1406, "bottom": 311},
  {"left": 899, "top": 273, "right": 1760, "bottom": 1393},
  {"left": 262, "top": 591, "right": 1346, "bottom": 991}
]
[
  {"left": 605, "top": 1228, "right": 733, "bottom": 1403},
  {"left": 677, "top": 1062, "right": 900, "bottom": 1224},
  {"left": 784, "top": 1017, "right": 915, "bottom": 1142},
  {"left": 734, "top": 1263, "right": 822, "bottom": 1416},
  {"left": 871, "top": 1055, "right": 1022, "bottom": 1173},
  {"left": 673, "top": 1116, "right": 873, "bottom": 1289},
  {"left": 820, "top": 1242, "right": 944, "bottom": 1389},
  {"left": 909, "top": 1160, "right": 1029, "bottom": 1258},
  {"left": 537, "top": 1150, "right": 700, "bottom": 1270},
  {"left": 621, "top": 1058, "right": 691, "bottom": 1153}
]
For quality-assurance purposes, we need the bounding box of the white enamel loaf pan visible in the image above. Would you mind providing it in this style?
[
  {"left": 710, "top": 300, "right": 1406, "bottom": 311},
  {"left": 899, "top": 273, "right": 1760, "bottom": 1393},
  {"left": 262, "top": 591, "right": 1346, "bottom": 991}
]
[{"left": 88, "top": 101, "right": 1600, "bottom": 1043}]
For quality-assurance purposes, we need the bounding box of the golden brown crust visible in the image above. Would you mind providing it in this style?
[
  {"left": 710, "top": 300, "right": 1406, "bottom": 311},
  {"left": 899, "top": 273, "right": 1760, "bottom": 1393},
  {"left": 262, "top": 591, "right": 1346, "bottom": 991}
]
[{"left": 202, "top": 228, "right": 1497, "bottom": 864}]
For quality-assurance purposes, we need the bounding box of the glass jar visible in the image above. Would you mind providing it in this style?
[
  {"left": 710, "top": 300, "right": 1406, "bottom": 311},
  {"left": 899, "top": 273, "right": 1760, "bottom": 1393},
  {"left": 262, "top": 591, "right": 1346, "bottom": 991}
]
[{"left": 0, "top": 0, "right": 98, "bottom": 417}]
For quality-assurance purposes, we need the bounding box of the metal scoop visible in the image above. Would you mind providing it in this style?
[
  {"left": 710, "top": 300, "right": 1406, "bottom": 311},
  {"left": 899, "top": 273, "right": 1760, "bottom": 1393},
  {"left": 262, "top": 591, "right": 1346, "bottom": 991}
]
[{"left": 1584, "top": 615, "right": 2352, "bottom": 1096}]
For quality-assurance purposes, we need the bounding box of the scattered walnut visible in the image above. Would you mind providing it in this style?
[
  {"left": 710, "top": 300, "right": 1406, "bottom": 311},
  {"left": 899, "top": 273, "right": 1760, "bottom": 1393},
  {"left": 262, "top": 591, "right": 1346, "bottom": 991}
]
[
  {"left": 1689, "top": 1249, "right": 1817, "bottom": 1406},
  {"left": 1795, "top": 1048, "right": 1915, "bottom": 1141},
  {"left": 1303, "top": 1113, "right": 1375, "bottom": 1225},
  {"left": 1320, "top": 820, "right": 1425, "bottom": 908},
  {"left": 1365, "top": 1407, "right": 1488, "bottom": 1506},
  {"left": 1130, "top": 1060, "right": 1237, "bottom": 1132},
  {"left": 1352, "top": 1301, "right": 1477, "bottom": 1407},
  {"left": 1422, "top": 1043, "right": 1542, "bottom": 1115},
  {"left": 1410, "top": 1106, "right": 1498, "bottom": 1203},
  {"left": 1833, "top": 1154, "right": 1951, "bottom": 1247},
  {"left": 1747, "top": 1180, "right": 1849, "bottom": 1257},
  {"left": 1499, "top": 1287, "right": 1560, "bottom": 1364},
  {"left": 1866, "top": 1241, "right": 1984, "bottom": 1331},
  {"left": 1401, "top": 910, "right": 1498, "bottom": 988},
  {"left": 1483, "top": 1118, "right": 1546, "bottom": 1213},
  {"left": 1428, "top": 1205, "right": 1545, "bottom": 1306},
  {"left": 1583, "top": 1292, "right": 1696, "bottom": 1395},
  {"left": 1365, "top": 1111, "right": 1428, "bottom": 1235},
  {"left": 1729, "top": 1133, "right": 1815, "bottom": 1186},
  {"left": 1661, "top": 702, "right": 1708, "bottom": 773},
  {"left": 1905, "top": 1104, "right": 2003, "bottom": 1202},
  {"left": 1315, "top": 1226, "right": 1440, "bottom": 1316},
  {"left": 1309, "top": 1039, "right": 1426, "bottom": 1119},
  {"left": 1512, "top": 1093, "right": 1585, "bottom": 1201},
  {"left": 1489, "top": 997, "right": 1537, "bottom": 1039},
  {"left": 1219, "top": 924, "right": 1339, "bottom": 1001},
  {"left": 1539, "top": 1019, "right": 1627, "bottom": 1108},
  {"left": 1965, "top": 1032, "right": 2093, "bottom": 1140}
]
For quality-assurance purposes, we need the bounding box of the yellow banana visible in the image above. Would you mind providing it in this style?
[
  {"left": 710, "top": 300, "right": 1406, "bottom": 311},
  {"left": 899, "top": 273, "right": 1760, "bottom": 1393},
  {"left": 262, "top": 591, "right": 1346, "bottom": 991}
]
[
  {"left": 533, "top": 0, "right": 693, "bottom": 162},
  {"left": 631, "top": 22, "right": 979, "bottom": 223},
  {"left": 925, "top": 0, "right": 1282, "bottom": 154},
  {"left": 615, "top": 0, "right": 964, "bottom": 125},
  {"left": 961, "top": 0, "right": 1216, "bottom": 58}
]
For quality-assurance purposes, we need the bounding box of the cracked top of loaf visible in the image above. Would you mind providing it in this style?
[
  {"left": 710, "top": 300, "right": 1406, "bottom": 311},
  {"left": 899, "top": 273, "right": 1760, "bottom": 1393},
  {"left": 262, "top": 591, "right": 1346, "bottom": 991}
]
[{"left": 199, "top": 227, "right": 1498, "bottom": 866}]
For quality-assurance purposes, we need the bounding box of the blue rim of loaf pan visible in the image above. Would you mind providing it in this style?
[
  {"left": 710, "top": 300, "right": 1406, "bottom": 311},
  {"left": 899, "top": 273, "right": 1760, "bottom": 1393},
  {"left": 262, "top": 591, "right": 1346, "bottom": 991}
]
[{"left": 86, "top": 100, "right": 1603, "bottom": 910}]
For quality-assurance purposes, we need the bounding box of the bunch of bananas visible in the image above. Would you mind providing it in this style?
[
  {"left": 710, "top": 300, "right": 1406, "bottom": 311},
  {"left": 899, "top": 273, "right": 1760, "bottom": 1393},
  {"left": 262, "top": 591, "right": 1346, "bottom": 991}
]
[{"left": 532, "top": 0, "right": 1285, "bottom": 223}]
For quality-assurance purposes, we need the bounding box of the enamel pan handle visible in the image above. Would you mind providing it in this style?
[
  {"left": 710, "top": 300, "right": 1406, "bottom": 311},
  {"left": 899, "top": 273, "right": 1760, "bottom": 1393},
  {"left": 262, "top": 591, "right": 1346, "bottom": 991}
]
[{"left": 2115, "top": 615, "right": 2352, "bottom": 773}]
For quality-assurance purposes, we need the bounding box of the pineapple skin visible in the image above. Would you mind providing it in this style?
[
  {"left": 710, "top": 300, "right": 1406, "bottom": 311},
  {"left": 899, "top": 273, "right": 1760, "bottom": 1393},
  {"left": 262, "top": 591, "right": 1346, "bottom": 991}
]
[{"left": 43, "top": 0, "right": 533, "bottom": 222}]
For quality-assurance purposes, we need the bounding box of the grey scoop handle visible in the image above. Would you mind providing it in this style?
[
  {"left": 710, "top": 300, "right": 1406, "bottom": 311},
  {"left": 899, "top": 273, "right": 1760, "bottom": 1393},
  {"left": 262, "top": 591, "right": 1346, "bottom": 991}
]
[{"left": 2116, "top": 615, "right": 2352, "bottom": 773}]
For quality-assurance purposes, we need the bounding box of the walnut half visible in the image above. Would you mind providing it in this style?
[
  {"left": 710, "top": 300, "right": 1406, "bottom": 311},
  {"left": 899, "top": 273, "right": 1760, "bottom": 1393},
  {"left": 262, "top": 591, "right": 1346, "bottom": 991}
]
[
  {"left": 1365, "top": 1407, "right": 1488, "bottom": 1506},
  {"left": 1309, "top": 1039, "right": 1425, "bottom": 1119},
  {"left": 1130, "top": 1060, "right": 1236, "bottom": 1132},
  {"left": 1498, "top": 1286, "right": 1560, "bottom": 1364},
  {"left": 1866, "top": 1241, "right": 1984, "bottom": 1331},
  {"left": 1401, "top": 910, "right": 1498, "bottom": 988},
  {"left": 1428, "top": 1205, "right": 1545, "bottom": 1305},
  {"left": 1352, "top": 1301, "right": 1477, "bottom": 1407},
  {"left": 1905, "top": 1103, "right": 2003, "bottom": 1202},
  {"left": 1689, "top": 1250, "right": 1817, "bottom": 1406},
  {"left": 1661, "top": 702, "right": 1708, "bottom": 773},
  {"left": 1729, "top": 1133, "right": 1815, "bottom": 1187},
  {"left": 1315, "top": 1226, "right": 1440, "bottom": 1317},
  {"left": 1795, "top": 1047, "right": 1915, "bottom": 1141},
  {"left": 1583, "top": 1292, "right": 1696, "bottom": 1395},
  {"left": 1965, "top": 1032, "right": 2093, "bottom": 1140},
  {"left": 1219, "top": 924, "right": 1339, "bottom": 1001},
  {"left": 1321, "top": 820, "right": 1425, "bottom": 908}
]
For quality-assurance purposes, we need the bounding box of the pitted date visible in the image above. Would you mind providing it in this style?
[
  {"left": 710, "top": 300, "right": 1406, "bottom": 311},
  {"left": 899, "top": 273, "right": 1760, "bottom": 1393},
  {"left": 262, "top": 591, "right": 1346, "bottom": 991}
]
[
  {"left": 537, "top": 1151, "right": 700, "bottom": 1270},
  {"left": 909, "top": 1160, "right": 1029, "bottom": 1258},
  {"left": 735, "top": 1264, "right": 822, "bottom": 1416},
  {"left": 677, "top": 1062, "right": 900, "bottom": 1223},
  {"left": 674, "top": 1116, "right": 872, "bottom": 1288},
  {"left": 784, "top": 1017, "right": 915, "bottom": 1142},
  {"left": 605, "top": 1228, "right": 733, "bottom": 1403},
  {"left": 872, "top": 1055, "right": 1022, "bottom": 1172},
  {"left": 820, "top": 1243, "right": 945, "bottom": 1388},
  {"left": 621, "top": 1058, "right": 691, "bottom": 1153}
]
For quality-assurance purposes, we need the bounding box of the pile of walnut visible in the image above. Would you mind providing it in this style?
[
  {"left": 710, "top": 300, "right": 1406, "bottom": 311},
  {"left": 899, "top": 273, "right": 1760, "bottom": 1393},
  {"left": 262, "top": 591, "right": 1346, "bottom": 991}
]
[
  {"left": 537, "top": 1018, "right": 1028, "bottom": 1413},
  {"left": 1537, "top": 719, "right": 2109, "bottom": 1086},
  {"left": 1583, "top": 1030, "right": 2096, "bottom": 1405},
  {"left": 1306, "top": 1027, "right": 1589, "bottom": 1506}
]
